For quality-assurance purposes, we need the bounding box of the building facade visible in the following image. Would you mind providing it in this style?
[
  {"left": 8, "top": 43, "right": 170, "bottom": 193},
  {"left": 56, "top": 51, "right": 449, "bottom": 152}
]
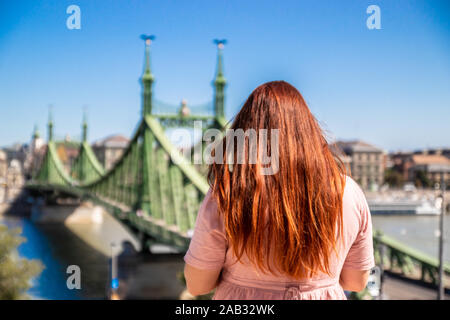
[
  {"left": 23, "top": 126, "right": 46, "bottom": 179},
  {"left": 0, "top": 150, "right": 7, "bottom": 202},
  {"left": 388, "top": 149, "right": 450, "bottom": 188},
  {"left": 389, "top": 152, "right": 414, "bottom": 182},
  {"left": 0, "top": 153, "right": 25, "bottom": 203},
  {"left": 408, "top": 153, "right": 450, "bottom": 187},
  {"left": 334, "top": 140, "right": 385, "bottom": 190},
  {"left": 92, "top": 134, "right": 130, "bottom": 170},
  {"left": 4, "top": 159, "right": 24, "bottom": 201}
]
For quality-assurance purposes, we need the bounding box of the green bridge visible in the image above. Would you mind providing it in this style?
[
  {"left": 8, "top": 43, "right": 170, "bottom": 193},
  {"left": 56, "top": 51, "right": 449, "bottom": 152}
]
[{"left": 25, "top": 37, "right": 449, "bottom": 289}]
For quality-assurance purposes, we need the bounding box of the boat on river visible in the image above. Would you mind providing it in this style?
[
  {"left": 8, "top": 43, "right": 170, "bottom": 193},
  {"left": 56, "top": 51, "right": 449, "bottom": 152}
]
[{"left": 368, "top": 198, "right": 441, "bottom": 215}]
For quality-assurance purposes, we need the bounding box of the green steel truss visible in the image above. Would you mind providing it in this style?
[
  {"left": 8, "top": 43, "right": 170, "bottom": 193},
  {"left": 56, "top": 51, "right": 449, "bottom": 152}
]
[
  {"left": 71, "top": 142, "right": 105, "bottom": 184},
  {"left": 34, "top": 141, "right": 76, "bottom": 186},
  {"left": 31, "top": 113, "right": 210, "bottom": 250},
  {"left": 28, "top": 37, "right": 226, "bottom": 251},
  {"left": 71, "top": 113, "right": 105, "bottom": 184}
]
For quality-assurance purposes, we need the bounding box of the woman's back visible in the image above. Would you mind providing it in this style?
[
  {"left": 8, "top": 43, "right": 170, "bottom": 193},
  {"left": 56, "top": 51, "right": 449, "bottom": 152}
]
[
  {"left": 184, "top": 176, "right": 374, "bottom": 299},
  {"left": 184, "top": 81, "right": 375, "bottom": 299}
]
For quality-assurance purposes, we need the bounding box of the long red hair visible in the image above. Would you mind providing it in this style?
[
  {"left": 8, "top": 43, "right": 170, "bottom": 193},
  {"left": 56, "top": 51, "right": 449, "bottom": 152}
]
[{"left": 208, "top": 81, "right": 346, "bottom": 279}]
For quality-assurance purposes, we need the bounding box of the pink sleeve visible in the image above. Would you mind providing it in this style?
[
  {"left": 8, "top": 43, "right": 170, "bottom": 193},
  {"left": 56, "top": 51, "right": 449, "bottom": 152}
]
[
  {"left": 342, "top": 179, "right": 375, "bottom": 270},
  {"left": 184, "top": 190, "right": 227, "bottom": 270}
]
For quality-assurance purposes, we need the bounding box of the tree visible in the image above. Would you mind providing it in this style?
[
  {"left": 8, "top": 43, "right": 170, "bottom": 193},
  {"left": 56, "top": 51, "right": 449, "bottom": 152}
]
[
  {"left": 384, "top": 168, "right": 404, "bottom": 188},
  {"left": 414, "top": 170, "right": 432, "bottom": 188},
  {"left": 0, "top": 224, "right": 43, "bottom": 299}
]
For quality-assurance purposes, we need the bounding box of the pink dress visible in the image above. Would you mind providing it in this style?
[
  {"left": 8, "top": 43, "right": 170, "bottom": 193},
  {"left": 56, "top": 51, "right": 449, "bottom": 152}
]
[{"left": 184, "top": 176, "right": 375, "bottom": 300}]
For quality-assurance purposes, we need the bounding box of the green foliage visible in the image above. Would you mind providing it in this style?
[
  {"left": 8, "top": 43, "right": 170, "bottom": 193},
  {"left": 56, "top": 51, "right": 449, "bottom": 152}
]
[
  {"left": 414, "top": 170, "right": 432, "bottom": 188},
  {"left": 0, "top": 224, "right": 43, "bottom": 300},
  {"left": 383, "top": 168, "right": 404, "bottom": 187}
]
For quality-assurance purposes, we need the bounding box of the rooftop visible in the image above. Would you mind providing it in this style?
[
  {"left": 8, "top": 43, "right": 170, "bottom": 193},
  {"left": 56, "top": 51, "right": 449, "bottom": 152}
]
[
  {"left": 335, "top": 140, "right": 383, "bottom": 153},
  {"left": 93, "top": 134, "right": 130, "bottom": 148},
  {"left": 412, "top": 154, "right": 450, "bottom": 165}
]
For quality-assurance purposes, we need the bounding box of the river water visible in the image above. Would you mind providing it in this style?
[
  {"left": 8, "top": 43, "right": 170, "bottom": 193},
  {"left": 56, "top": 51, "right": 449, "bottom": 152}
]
[
  {"left": 0, "top": 213, "right": 112, "bottom": 299},
  {"left": 372, "top": 214, "right": 450, "bottom": 262},
  {"left": 0, "top": 207, "right": 448, "bottom": 299}
]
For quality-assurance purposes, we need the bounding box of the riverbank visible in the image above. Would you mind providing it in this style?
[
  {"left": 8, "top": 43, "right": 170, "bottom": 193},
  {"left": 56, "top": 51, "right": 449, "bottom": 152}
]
[{"left": 0, "top": 201, "right": 32, "bottom": 217}]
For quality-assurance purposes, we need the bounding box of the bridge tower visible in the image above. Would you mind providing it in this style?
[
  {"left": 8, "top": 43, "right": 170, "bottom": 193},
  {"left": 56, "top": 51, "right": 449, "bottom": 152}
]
[
  {"left": 35, "top": 107, "right": 58, "bottom": 183},
  {"left": 32, "top": 124, "right": 40, "bottom": 140},
  {"left": 213, "top": 39, "right": 227, "bottom": 123},
  {"left": 141, "top": 35, "right": 155, "bottom": 116},
  {"left": 70, "top": 110, "right": 104, "bottom": 183},
  {"left": 137, "top": 35, "right": 156, "bottom": 217},
  {"left": 47, "top": 106, "right": 54, "bottom": 142},
  {"left": 82, "top": 110, "right": 88, "bottom": 142},
  {"left": 79, "top": 111, "right": 88, "bottom": 181}
]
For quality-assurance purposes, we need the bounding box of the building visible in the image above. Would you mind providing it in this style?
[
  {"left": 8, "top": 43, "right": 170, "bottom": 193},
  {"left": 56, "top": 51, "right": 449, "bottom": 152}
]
[
  {"left": 0, "top": 150, "right": 7, "bottom": 178},
  {"left": 23, "top": 126, "right": 46, "bottom": 179},
  {"left": 388, "top": 149, "right": 450, "bottom": 188},
  {"left": 4, "top": 159, "right": 24, "bottom": 201},
  {"left": 413, "top": 148, "right": 450, "bottom": 159},
  {"left": 408, "top": 153, "right": 450, "bottom": 187},
  {"left": 0, "top": 151, "right": 25, "bottom": 202},
  {"left": 0, "top": 150, "right": 7, "bottom": 202},
  {"left": 1, "top": 142, "right": 28, "bottom": 201},
  {"left": 329, "top": 143, "right": 352, "bottom": 173},
  {"left": 389, "top": 152, "right": 414, "bottom": 182},
  {"left": 3, "top": 142, "right": 27, "bottom": 170},
  {"left": 92, "top": 134, "right": 130, "bottom": 170},
  {"left": 334, "top": 140, "right": 385, "bottom": 190},
  {"left": 54, "top": 135, "right": 80, "bottom": 173}
]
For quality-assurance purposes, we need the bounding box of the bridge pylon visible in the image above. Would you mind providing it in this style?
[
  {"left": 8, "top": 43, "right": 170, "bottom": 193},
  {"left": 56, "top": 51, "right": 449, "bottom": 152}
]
[
  {"left": 213, "top": 39, "right": 227, "bottom": 127},
  {"left": 141, "top": 35, "right": 155, "bottom": 117},
  {"left": 137, "top": 35, "right": 156, "bottom": 216},
  {"left": 71, "top": 112, "right": 105, "bottom": 184},
  {"left": 33, "top": 108, "right": 75, "bottom": 185}
]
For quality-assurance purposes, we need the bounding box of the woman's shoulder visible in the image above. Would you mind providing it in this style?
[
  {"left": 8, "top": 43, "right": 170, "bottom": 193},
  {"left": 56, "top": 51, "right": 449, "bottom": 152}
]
[
  {"left": 343, "top": 176, "right": 367, "bottom": 206},
  {"left": 197, "top": 189, "right": 224, "bottom": 230},
  {"left": 342, "top": 175, "right": 371, "bottom": 226},
  {"left": 343, "top": 175, "right": 360, "bottom": 191}
]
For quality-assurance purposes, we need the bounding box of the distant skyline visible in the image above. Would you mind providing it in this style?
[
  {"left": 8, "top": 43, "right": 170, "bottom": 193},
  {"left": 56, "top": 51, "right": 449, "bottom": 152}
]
[{"left": 0, "top": 0, "right": 449, "bottom": 152}]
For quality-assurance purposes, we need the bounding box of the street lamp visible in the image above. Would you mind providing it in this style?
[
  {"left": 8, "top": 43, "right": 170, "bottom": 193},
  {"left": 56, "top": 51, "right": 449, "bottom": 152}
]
[{"left": 110, "top": 242, "right": 120, "bottom": 300}]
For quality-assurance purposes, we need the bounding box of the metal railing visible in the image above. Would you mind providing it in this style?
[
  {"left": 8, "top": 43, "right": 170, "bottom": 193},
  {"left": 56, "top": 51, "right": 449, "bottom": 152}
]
[{"left": 373, "top": 230, "right": 450, "bottom": 285}]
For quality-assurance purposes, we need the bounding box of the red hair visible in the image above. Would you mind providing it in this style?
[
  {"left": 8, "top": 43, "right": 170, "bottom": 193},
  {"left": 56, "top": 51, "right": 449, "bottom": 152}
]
[{"left": 208, "top": 81, "right": 346, "bottom": 279}]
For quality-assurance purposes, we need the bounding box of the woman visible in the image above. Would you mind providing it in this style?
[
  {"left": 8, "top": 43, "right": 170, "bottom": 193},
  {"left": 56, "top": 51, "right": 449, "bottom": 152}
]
[{"left": 184, "top": 81, "right": 375, "bottom": 300}]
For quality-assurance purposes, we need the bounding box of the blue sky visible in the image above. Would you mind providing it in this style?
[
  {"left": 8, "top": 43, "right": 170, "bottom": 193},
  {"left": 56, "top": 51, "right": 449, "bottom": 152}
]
[{"left": 0, "top": 0, "right": 449, "bottom": 152}]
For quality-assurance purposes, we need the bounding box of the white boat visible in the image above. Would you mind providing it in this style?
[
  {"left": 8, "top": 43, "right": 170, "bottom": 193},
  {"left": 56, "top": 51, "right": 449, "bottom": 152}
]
[{"left": 368, "top": 198, "right": 441, "bottom": 215}]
